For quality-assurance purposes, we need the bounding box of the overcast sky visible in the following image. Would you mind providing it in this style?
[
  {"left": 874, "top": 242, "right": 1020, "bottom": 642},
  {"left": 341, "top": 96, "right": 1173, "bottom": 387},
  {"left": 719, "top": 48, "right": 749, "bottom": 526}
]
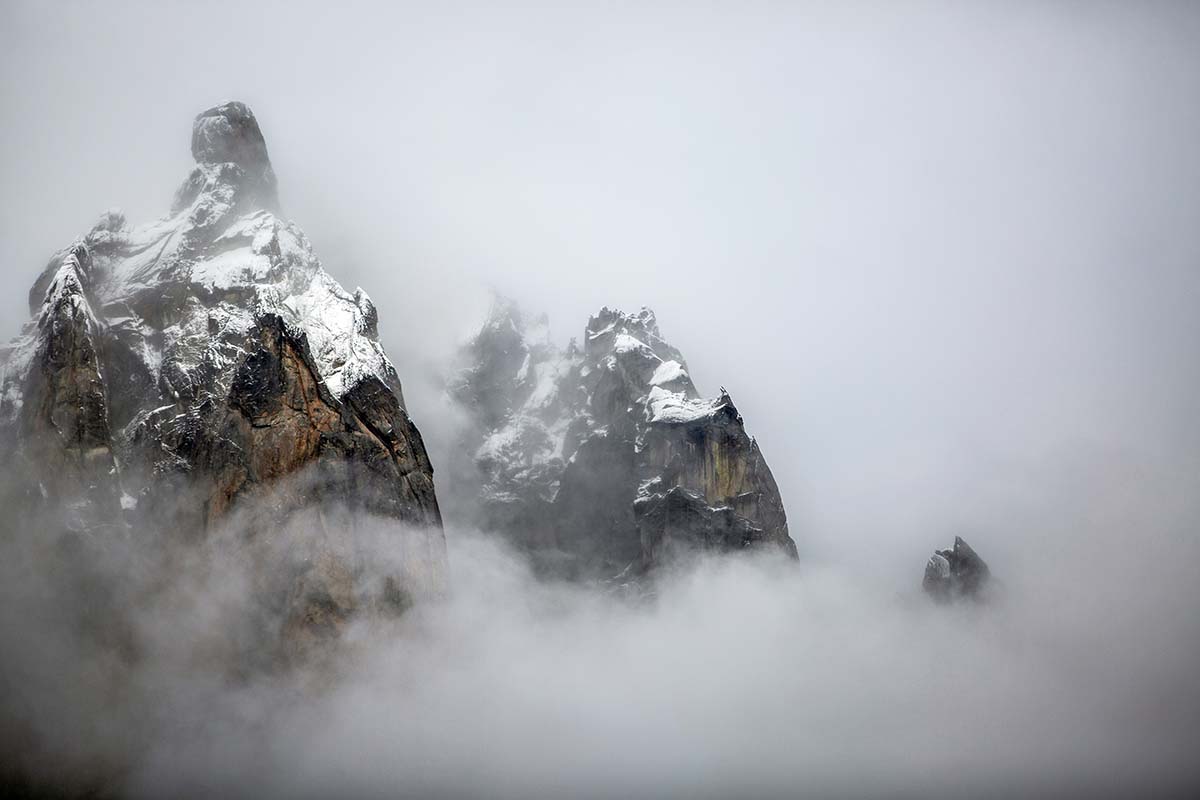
[{"left": 2, "top": 0, "right": 1199, "bottom": 577}]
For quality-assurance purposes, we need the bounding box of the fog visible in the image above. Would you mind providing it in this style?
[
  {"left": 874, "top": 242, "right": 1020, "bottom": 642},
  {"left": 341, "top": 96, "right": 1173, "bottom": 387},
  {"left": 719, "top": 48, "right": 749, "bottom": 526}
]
[
  {"left": 4, "top": 490, "right": 1198, "bottom": 797},
  {"left": 2, "top": 1, "right": 1199, "bottom": 797}
]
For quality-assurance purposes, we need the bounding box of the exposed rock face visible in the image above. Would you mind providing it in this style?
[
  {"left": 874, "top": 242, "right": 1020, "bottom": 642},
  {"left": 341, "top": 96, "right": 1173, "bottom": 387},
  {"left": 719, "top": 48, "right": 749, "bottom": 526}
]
[
  {"left": 449, "top": 298, "right": 796, "bottom": 580},
  {"left": 189, "top": 100, "right": 279, "bottom": 211},
  {"left": 0, "top": 102, "right": 444, "bottom": 656},
  {"left": 1, "top": 244, "right": 124, "bottom": 532},
  {"left": 923, "top": 536, "right": 991, "bottom": 602}
]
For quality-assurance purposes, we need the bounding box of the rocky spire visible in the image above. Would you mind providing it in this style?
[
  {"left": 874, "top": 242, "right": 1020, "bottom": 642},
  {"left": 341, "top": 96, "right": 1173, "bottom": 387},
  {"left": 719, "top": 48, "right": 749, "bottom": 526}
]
[
  {"left": 191, "top": 101, "right": 270, "bottom": 166},
  {"left": 0, "top": 102, "right": 444, "bottom": 659},
  {"left": 182, "top": 101, "right": 279, "bottom": 212},
  {"left": 923, "top": 536, "right": 991, "bottom": 602}
]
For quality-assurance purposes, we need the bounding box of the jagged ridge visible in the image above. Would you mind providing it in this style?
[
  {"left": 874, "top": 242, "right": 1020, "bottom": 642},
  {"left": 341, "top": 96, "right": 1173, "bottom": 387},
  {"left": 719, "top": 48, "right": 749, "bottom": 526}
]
[{"left": 449, "top": 298, "right": 797, "bottom": 580}]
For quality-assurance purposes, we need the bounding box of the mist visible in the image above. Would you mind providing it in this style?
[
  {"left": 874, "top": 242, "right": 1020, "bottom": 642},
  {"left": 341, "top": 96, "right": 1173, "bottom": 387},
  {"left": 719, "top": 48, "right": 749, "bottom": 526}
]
[
  {"left": 4, "top": 482, "right": 1198, "bottom": 797},
  {"left": 2, "top": 1, "right": 1199, "bottom": 797}
]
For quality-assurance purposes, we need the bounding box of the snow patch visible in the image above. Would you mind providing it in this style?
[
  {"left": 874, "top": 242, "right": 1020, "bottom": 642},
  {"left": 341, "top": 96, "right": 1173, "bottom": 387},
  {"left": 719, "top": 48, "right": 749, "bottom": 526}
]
[
  {"left": 645, "top": 386, "right": 720, "bottom": 424},
  {"left": 649, "top": 359, "right": 688, "bottom": 386},
  {"left": 612, "top": 333, "right": 652, "bottom": 356}
]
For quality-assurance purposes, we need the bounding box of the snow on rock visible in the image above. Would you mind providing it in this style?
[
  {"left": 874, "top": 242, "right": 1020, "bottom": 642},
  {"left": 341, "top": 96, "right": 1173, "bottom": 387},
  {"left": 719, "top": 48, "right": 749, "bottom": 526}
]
[
  {"left": 613, "top": 333, "right": 653, "bottom": 356},
  {"left": 3, "top": 107, "right": 397, "bottom": 412},
  {"left": 649, "top": 359, "right": 688, "bottom": 387},
  {"left": 282, "top": 269, "right": 394, "bottom": 398},
  {"left": 1, "top": 99, "right": 430, "bottom": 497},
  {"left": 0, "top": 244, "right": 102, "bottom": 425},
  {"left": 449, "top": 297, "right": 796, "bottom": 580},
  {"left": 644, "top": 386, "right": 720, "bottom": 424}
]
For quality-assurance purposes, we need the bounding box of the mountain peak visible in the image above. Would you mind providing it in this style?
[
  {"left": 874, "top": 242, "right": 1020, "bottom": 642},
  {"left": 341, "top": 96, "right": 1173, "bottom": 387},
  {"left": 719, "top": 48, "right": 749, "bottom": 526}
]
[
  {"left": 0, "top": 102, "right": 445, "bottom": 655},
  {"left": 188, "top": 101, "right": 278, "bottom": 210},
  {"left": 192, "top": 102, "right": 270, "bottom": 167},
  {"left": 450, "top": 297, "right": 796, "bottom": 579}
]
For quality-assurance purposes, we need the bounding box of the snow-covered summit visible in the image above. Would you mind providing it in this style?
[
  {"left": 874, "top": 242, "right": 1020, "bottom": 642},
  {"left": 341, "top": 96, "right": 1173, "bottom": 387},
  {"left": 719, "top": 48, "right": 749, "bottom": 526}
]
[
  {"left": 449, "top": 297, "right": 796, "bottom": 579},
  {"left": 2, "top": 101, "right": 400, "bottom": 429}
]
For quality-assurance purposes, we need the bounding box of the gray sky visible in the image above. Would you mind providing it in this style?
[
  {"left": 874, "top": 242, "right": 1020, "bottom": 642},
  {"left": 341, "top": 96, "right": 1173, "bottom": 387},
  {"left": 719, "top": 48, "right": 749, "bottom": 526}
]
[{"left": 2, "top": 0, "right": 1199, "bottom": 576}]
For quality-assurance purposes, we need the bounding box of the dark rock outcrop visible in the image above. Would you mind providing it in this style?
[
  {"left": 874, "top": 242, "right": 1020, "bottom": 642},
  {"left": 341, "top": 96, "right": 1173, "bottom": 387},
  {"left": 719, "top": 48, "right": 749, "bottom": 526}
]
[
  {"left": 923, "top": 536, "right": 991, "bottom": 602},
  {"left": 0, "top": 102, "right": 444, "bottom": 657},
  {"left": 189, "top": 100, "right": 279, "bottom": 211},
  {"left": 448, "top": 298, "right": 796, "bottom": 580}
]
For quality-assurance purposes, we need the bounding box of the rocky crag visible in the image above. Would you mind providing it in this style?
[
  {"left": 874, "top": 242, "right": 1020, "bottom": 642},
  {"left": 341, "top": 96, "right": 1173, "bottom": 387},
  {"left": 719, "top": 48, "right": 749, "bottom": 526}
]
[
  {"left": 0, "top": 102, "right": 444, "bottom": 657},
  {"left": 449, "top": 298, "right": 797, "bottom": 580},
  {"left": 923, "top": 536, "right": 991, "bottom": 602}
]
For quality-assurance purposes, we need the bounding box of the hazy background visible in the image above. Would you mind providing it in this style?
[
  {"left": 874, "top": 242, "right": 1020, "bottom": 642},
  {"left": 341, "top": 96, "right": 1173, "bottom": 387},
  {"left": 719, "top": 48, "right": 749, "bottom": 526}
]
[{"left": 2, "top": 1, "right": 1199, "bottom": 795}]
